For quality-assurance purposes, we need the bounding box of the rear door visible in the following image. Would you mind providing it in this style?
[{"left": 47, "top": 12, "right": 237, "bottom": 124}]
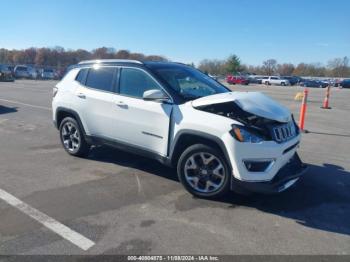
[
  {"left": 75, "top": 66, "right": 119, "bottom": 138},
  {"left": 112, "top": 67, "right": 173, "bottom": 156}
]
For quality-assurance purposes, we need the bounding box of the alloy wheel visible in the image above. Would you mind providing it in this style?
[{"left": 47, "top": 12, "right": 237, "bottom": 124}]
[
  {"left": 184, "top": 152, "right": 226, "bottom": 193},
  {"left": 61, "top": 121, "right": 80, "bottom": 152}
]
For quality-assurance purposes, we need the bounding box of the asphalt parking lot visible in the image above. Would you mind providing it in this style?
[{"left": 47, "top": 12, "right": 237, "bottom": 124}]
[{"left": 0, "top": 80, "right": 349, "bottom": 255}]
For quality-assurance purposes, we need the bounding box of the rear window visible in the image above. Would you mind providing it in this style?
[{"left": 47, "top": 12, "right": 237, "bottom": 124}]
[
  {"left": 75, "top": 68, "right": 88, "bottom": 84},
  {"left": 85, "top": 67, "right": 115, "bottom": 92}
]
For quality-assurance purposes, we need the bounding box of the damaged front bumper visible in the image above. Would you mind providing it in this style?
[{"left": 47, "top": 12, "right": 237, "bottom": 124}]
[{"left": 231, "top": 153, "right": 308, "bottom": 194}]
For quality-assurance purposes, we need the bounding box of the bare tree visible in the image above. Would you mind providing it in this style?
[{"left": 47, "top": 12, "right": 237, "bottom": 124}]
[
  {"left": 276, "top": 63, "right": 295, "bottom": 76},
  {"left": 328, "top": 56, "right": 349, "bottom": 77},
  {"left": 262, "top": 59, "right": 277, "bottom": 75}
]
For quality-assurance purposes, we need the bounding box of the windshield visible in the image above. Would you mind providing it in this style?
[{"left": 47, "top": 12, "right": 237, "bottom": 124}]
[{"left": 149, "top": 64, "right": 229, "bottom": 99}]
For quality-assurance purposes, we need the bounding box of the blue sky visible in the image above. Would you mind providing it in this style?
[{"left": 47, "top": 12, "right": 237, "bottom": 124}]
[{"left": 0, "top": 0, "right": 349, "bottom": 65}]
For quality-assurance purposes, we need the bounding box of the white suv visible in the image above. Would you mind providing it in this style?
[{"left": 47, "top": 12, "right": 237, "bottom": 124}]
[
  {"left": 262, "top": 76, "right": 290, "bottom": 86},
  {"left": 52, "top": 59, "right": 307, "bottom": 198}
]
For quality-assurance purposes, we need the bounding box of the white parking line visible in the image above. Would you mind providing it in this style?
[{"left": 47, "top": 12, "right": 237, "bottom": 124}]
[
  {"left": 0, "top": 98, "right": 51, "bottom": 111},
  {"left": 0, "top": 188, "right": 95, "bottom": 251}
]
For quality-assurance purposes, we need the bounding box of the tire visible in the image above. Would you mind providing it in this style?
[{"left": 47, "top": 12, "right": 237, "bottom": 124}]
[
  {"left": 281, "top": 82, "right": 286, "bottom": 86},
  {"left": 177, "top": 144, "right": 231, "bottom": 198},
  {"left": 265, "top": 81, "right": 270, "bottom": 86},
  {"left": 59, "top": 117, "right": 90, "bottom": 157}
]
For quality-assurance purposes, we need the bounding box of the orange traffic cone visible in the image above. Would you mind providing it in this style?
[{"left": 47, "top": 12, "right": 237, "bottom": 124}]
[
  {"left": 321, "top": 85, "right": 331, "bottom": 109},
  {"left": 299, "top": 88, "right": 309, "bottom": 132}
]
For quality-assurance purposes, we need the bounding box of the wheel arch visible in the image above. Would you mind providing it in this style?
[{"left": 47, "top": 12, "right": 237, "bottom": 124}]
[
  {"left": 169, "top": 130, "right": 232, "bottom": 170},
  {"left": 55, "top": 107, "right": 87, "bottom": 137}
]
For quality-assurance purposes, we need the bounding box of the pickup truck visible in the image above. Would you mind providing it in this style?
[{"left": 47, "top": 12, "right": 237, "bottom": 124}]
[{"left": 261, "top": 76, "right": 290, "bottom": 86}]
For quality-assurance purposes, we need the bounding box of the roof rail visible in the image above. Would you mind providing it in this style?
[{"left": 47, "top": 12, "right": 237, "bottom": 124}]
[{"left": 78, "top": 59, "right": 143, "bottom": 65}]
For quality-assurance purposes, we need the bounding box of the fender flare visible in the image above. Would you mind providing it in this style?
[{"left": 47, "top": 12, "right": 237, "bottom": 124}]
[
  {"left": 55, "top": 107, "right": 88, "bottom": 138},
  {"left": 169, "top": 129, "right": 232, "bottom": 170}
]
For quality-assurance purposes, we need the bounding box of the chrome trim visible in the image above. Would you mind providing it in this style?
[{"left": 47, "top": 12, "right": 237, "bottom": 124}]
[
  {"left": 79, "top": 59, "right": 143, "bottom": 65},
  {"left": 272, "top": 121, "right": 296, "bottom": 143}
]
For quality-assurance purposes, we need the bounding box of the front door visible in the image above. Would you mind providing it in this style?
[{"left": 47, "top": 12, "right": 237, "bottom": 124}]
[{"left": 112, "top": 67, "right": 172, "bottom": 156}]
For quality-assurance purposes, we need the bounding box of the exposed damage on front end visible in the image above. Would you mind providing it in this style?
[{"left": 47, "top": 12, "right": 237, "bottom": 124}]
[
  {"left": 191, "top": 91, "right": 307, "bottom": 194},
  {"left": 192, "top": 92, "right": 300, "bottom": 144}
]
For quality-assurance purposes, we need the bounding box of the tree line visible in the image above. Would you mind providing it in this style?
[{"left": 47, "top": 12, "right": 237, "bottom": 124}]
[
  {"left": 1, "top": 47, "right": 349, "bottom": 77},
  {"left": 0, "top": 47, "right": 167, "bottom": 69},
  {"left": 198, "top": 55, "right": 350, "bottom": 78}
]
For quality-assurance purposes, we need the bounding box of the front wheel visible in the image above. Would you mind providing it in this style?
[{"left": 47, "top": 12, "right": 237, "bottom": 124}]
[{"left": 177, "top": 144, "right": 231, "bottom": 198}]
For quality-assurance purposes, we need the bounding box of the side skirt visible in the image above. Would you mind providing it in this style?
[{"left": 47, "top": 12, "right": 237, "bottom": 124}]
[{"left": 86, "top": 135, "right": 173, "bottom": 167}]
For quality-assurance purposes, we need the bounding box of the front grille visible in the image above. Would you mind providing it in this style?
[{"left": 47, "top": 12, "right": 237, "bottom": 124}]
[{"left": 272, "top": 121, "right": 296, "bottom": 143}]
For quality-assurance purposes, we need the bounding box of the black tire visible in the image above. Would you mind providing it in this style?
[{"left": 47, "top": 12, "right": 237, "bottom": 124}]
[
  {"left": 281, "top": 82, "right": 286, "bottom": 86},
  {"left": 265, "top": 81, "right": 270, "bottom": 86},
  {"left": 177, "top": 144, "right": 231, "bottom": 198},
  {"left": 59, "top": 117, "right": 90, "bottom": 157}
]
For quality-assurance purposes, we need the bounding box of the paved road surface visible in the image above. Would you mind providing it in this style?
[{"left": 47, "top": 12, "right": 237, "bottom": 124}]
[{"left": 0, "top": 80, "right": 349, "bottom": 255}]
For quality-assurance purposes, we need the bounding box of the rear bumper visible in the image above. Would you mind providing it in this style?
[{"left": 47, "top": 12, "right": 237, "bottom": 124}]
[{"left": 231, "top": 153, "right": 308, "bottom": 194}]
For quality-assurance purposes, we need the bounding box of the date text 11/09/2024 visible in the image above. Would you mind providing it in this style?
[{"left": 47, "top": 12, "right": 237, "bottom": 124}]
[{"left": 127, "top": 255, "right": 219, "bottom": 261}]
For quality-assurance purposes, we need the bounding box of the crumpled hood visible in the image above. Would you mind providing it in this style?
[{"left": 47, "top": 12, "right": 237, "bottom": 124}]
[{"left": 191, "top": 92, "right": 291, "bottom": 123}]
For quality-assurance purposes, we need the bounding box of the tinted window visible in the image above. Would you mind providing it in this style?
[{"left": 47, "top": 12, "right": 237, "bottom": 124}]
[
  {"left": 85, "top": 67, "right": 115, "bottom": 92},
  {"left": 271, "top": 77, "right": 278, "bottom": 80},
  {"left": 76, "top": 68, "right": 88, "bottom": 84},
  {"left": 119, "top": 68, "right": 161, "bottom": 98}
]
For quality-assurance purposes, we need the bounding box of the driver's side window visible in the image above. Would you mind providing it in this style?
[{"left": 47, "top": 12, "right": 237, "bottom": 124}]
[{"left": 119, "top": 68, "right": 161, "bottom": 98}]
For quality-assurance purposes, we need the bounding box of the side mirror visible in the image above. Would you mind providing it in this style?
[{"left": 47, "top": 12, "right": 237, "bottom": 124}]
[{"left": 143, "top": 89, "right": 170, "bottom": 102}]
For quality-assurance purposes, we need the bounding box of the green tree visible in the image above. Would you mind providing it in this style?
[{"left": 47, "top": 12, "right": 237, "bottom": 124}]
[{"left": 225, "top": 55, "right": 241, "bottom": 74}]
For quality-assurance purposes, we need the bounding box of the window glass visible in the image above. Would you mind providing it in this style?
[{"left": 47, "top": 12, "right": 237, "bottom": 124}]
[
  {"left": 119, "top": 68, "right": 161, "bottom": 98},
  {"left": 75, "top": 68, "right": 88, "bottom": 84},
  {"left": 150, "top": 65, "right": 228, "bottom": 99},
  {"left": 85, "top": 67, "right": 115, "bottom": 92}
]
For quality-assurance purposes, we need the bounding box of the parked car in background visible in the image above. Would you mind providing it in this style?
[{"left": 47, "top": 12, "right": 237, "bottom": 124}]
[
  {"left": 14, "top": 65, "right": 31, "bottom": 79},
  {"left": 282, "top": 76, "right": 300, "bottom": 86},
  {"left": 28, "top": 67, "right": 38, "bottom": 79},
  {"left": 226, "top": 75, "right": 249, "bottom": 85},
  {"left": 8, "top": 65, "right": 15, "bottom": 78},
  {"left": 334, "top": 79, "right": 342, "bottom": 87},
  {"left": 40, "top": 68, "right": 55, "bottom": 80},
  {"left": 300, "top": 79, "right": 328, "bottom": 88},
  {"left": 0, "top": 64, "right": 15, "bottom": 82},
  {"left": 248, "top": 76, "right": 262, "bottom": 84},
  {"left": 208, "top": 73, "right": 218, "bottom": 81},
  {"left": 262, "top": 76, "right": 290, "bottom": 86},
  {"left": 341, "top": 79, "right": 350, "bottom": 88}
]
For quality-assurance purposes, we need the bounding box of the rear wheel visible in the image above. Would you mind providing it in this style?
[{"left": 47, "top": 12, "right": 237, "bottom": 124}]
[
  {"left": 59, "top": 117, "right": 90, "bottom": 157},
  {"left": 281, "top": 82, "right": 286, "bottom": 86},
  {"left": 177, "top": 144, "right": 230, "bottom": 198}
]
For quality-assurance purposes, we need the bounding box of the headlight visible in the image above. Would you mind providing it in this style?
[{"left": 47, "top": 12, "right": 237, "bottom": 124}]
[{"left": 231, "top": 125, "right": 264, "bottom": 143}]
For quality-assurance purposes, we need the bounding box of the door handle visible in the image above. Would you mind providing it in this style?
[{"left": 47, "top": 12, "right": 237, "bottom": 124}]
[
  {"left": 76, "top": 93, "right": 86, "bottom": 99},
  {"left": 115, "top": 101, "right": 126, "bottom": 107}
]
